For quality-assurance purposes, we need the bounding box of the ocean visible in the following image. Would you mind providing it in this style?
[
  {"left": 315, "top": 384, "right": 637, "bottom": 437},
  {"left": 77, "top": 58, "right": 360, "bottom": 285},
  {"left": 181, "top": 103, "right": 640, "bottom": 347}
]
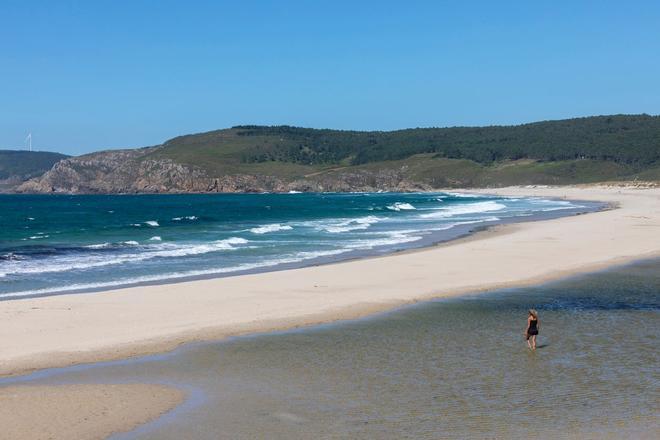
[{"left": 1, "top": 192, "right": 597, "bottom": 299}]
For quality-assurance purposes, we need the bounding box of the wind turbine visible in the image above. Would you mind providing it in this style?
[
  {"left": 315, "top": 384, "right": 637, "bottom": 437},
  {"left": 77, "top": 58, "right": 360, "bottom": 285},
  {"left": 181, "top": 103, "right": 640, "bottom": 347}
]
[{"left": 25, "top": 133, "right": 32, "bottom": 152}]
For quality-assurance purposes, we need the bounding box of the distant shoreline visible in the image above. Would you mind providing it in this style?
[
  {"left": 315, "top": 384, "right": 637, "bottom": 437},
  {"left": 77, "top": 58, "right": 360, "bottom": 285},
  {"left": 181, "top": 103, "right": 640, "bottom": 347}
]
[{"left": 0, "top": 185, "right": 659, "bottom": 380}]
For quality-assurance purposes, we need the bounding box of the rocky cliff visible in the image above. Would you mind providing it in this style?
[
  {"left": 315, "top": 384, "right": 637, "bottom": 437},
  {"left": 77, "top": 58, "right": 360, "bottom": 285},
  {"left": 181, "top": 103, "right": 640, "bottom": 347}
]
[{"left": 16, "top": 147, "right": 430, "bottom": 194}]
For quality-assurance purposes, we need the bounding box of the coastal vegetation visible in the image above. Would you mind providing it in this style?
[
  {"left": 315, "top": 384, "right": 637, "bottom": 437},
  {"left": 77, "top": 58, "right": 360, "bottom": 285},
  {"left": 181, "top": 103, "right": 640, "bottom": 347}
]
[
  {"left": 11, "top": 115, "right": 660, "bottom": 193},
  {"left": 147, "top": 114, "right": 660, "bottom": 187},
  {"left": 0, "top": 150, "right": 69, "bottom": 190}
]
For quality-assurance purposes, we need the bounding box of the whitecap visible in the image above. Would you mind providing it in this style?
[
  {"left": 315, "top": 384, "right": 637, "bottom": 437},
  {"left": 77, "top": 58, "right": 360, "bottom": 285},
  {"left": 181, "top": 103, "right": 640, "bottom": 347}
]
[
  {"left": 144, "top": 220, "right": 159, "bottom": 227},
  {"left": 85, "top": 242, "right": 112, "bottom": 249},
  {"left": 294, "top": 249, "right": 350, "bottom": 259},
  {"left": 149, "top": 236, "right": 162, "bottom": 241},
  {"left": 0, "top": 248, "right": 350, "bottom": 299},
  {"left": 142, "top": 237, "right": 249, "bottom": 259},
  {"left": 249, "top": 224, "right": 293, "bottom": 234},
  {"left": 318, "top": 216, "right": 381, "bottom": 233},
  {"left": 419, "top": 201, "right": 506, "bottom": 219},
  {"left": 386, "top": 202, "right": 416, "bottom": 211},
  {"left": 446, "top": 192, "right": 482, "bottom": 198},
  {"left": 0, "top": 237, "right": 250, "bottom": 278}
]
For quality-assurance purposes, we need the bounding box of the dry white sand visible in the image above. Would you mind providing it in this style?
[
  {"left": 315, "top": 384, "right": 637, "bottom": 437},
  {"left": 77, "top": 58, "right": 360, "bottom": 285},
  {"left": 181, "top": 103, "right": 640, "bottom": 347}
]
[
  {"left": 1, "top": 186, "right": 659, "bottom": 378},
  {"left": 0, "top": 383, "right": 184, "bottom": 440}
]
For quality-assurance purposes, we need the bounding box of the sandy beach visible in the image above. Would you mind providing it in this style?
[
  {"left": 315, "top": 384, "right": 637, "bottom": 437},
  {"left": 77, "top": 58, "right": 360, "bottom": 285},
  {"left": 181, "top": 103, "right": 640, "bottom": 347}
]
[
  {"left": 1, "top": 185, "right": 659, "bottom": 438},
  {"left": 0, "top": 384, "right": 183, "bottom": 440},
  {"left": 1, "top": 186, "right": 659, "bottom": 378}
]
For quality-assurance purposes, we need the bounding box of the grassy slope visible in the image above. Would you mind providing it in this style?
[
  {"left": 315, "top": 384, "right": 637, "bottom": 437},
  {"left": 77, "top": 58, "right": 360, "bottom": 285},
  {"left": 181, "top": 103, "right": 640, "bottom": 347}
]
[
  {"left": 144, "top": 128, "right": 326, "bottom": 178},
  {"left": 0, "top": 150, "right": 69, "bottom": 180},
  {"left": 141, "top": 116, "right": 660, "bottom": 187},
  {"left": 331, "top": 155, "right": 638, "bottom": 187}
]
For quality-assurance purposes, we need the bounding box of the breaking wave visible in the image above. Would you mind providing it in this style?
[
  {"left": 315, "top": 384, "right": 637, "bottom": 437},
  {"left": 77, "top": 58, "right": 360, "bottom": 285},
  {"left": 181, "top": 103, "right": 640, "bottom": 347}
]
[
  {"left": 249, "top": 224, "right": 293, "bottom": 234},
  {"left": 0, "top": 237, "right": 250, "bottom": 278},
  {"left": 387, "top": 202, "right": 416, "bottom": 211},
  {"left": 419, "top": 201, "right": 506, "bottom": 219},
  {"left": 317, "top": 216, "right": 381, "bottom": 233}
]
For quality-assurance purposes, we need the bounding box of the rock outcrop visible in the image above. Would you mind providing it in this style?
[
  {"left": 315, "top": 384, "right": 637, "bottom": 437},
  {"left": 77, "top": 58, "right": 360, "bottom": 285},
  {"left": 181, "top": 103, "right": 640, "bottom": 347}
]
[{"left": 16, "top": 148, "right": 431, "bottom": 194}]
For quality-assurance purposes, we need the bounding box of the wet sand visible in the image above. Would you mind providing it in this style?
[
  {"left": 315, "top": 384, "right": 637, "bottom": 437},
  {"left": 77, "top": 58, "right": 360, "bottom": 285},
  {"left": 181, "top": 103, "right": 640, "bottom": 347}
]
[
  {"left": 0, "top": 383, "right": 183, "bottom": 440},
  {"left": 8, "top": 258, "right": 659, "bottom": 439},
  {"left": 1, "top": 186, "right": 659, "bottom": 378}
]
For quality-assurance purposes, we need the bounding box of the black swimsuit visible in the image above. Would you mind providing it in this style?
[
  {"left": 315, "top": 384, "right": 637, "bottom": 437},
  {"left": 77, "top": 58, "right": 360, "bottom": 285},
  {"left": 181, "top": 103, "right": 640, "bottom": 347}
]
[{"left": 528, "top": 319, "right": 539, "bottom": 336}]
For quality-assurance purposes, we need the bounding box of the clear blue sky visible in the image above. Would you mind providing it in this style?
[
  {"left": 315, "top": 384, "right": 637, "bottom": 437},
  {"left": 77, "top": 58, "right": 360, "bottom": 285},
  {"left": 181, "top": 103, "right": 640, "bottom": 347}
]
[{"left": 2, "top": 1, "right": 659, "bottom": 155}]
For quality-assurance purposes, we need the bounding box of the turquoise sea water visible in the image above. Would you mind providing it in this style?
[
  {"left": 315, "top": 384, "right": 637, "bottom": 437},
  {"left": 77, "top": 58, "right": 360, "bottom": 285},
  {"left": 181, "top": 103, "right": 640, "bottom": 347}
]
[{"left": 1, "top": 192, "right": 596, "bottom": 299}]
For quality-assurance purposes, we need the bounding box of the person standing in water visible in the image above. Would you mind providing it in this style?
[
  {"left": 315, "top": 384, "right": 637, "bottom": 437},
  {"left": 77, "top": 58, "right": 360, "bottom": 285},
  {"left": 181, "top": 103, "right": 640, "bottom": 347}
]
[{"left": 525, "top": 309, "right": 540, "bottom": 350}]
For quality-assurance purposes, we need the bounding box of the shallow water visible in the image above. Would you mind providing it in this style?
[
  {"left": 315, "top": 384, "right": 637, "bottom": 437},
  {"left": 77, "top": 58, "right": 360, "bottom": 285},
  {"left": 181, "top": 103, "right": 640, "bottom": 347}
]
[{"left": 5, "top": 260, "right": 659, "bottom": 439}]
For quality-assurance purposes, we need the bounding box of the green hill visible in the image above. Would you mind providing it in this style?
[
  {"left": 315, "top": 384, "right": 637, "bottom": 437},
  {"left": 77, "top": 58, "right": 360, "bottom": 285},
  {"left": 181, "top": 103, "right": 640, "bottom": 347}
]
[
  {"left": 16, "top": 115, "right": 660, "bottom": 193},
  {"left": 144, "top": 114, "right": 660, "bottom": 186},
  {"left": 0, "top": 150, "right": 69, "bottom": 182}
]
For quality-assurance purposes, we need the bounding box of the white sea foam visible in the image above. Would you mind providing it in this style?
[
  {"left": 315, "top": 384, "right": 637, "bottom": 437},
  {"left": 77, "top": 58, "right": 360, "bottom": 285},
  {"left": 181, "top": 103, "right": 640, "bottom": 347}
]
[
  {"left": 346, "top": 231, "right": 423, "bottom": 249},
  {"left": 149, "top": 236, "right": 162, "bottom": 241},
  {"left": 318, "top": 216, "right": 381, "bottom": 233},
  {"left": 172, "top": 216, "right": 198, "bottom": 221},
  {"left": 419, "top": 201, "right": 506, "bottom": 219},
  {"left": 0, "top": 254, "right": 147, "bottom": 277},
  {"left": 27, "top": 217, "right": 35, "bottom": 221},
  {"left": 85, "top": 241, "right": 139, "bottom": 249},
  {"left": 85, "top": 242, "right": 112, "bottom": 249},
  {"left": 0, "top": 248, "right": 352, "bottom": 299},
  {"left": 540, "top": 205, "right": 582, "bottom": 212},
  {"left": 143, "top": 237, "right": 248, "bottom": 258},
  {"left": 28, "top": 235, "right": 48, "bottom": 239},
  {"left": 453, "top": 194, "right": 481, "bottom": 198},
  {"left": 144, "top": 220, "right": 159, "bottom": 227},
  {"left": 288, "top": 190, "right": 302, "bottom": 194},
  {"left": 527, "top": 198, "right": 579, "bottom": 211},
  {"left": 250, "top": 224, "right": 293, "bottom": 234},
  {"left": 0, "top": 237, "right": 250, "bottom": 278},
  {"left": 446, "top": 192, "right": 481, "bottom": 198},
  {"left": 386, "top": 202, "right": 416, "bottom": 211}
]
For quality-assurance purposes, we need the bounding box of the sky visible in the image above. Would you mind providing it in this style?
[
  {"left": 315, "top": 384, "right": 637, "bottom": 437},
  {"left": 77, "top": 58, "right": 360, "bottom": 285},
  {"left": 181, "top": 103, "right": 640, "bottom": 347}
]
[{"left": 1, "top": 1, "right": 660, "bottom": 155}]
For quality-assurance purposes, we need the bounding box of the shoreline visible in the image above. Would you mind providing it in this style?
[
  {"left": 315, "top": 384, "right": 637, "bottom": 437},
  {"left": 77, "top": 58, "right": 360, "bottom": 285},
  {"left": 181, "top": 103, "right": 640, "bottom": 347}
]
[
  {"left": 1, "top": 185, "right": 659, "bottom": 379},
  {"left": 0, "top": 383, "right": 184, "bottom": 439},
  {"left": 2, "top": 197, "right": 604, "bottom": 301}
]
